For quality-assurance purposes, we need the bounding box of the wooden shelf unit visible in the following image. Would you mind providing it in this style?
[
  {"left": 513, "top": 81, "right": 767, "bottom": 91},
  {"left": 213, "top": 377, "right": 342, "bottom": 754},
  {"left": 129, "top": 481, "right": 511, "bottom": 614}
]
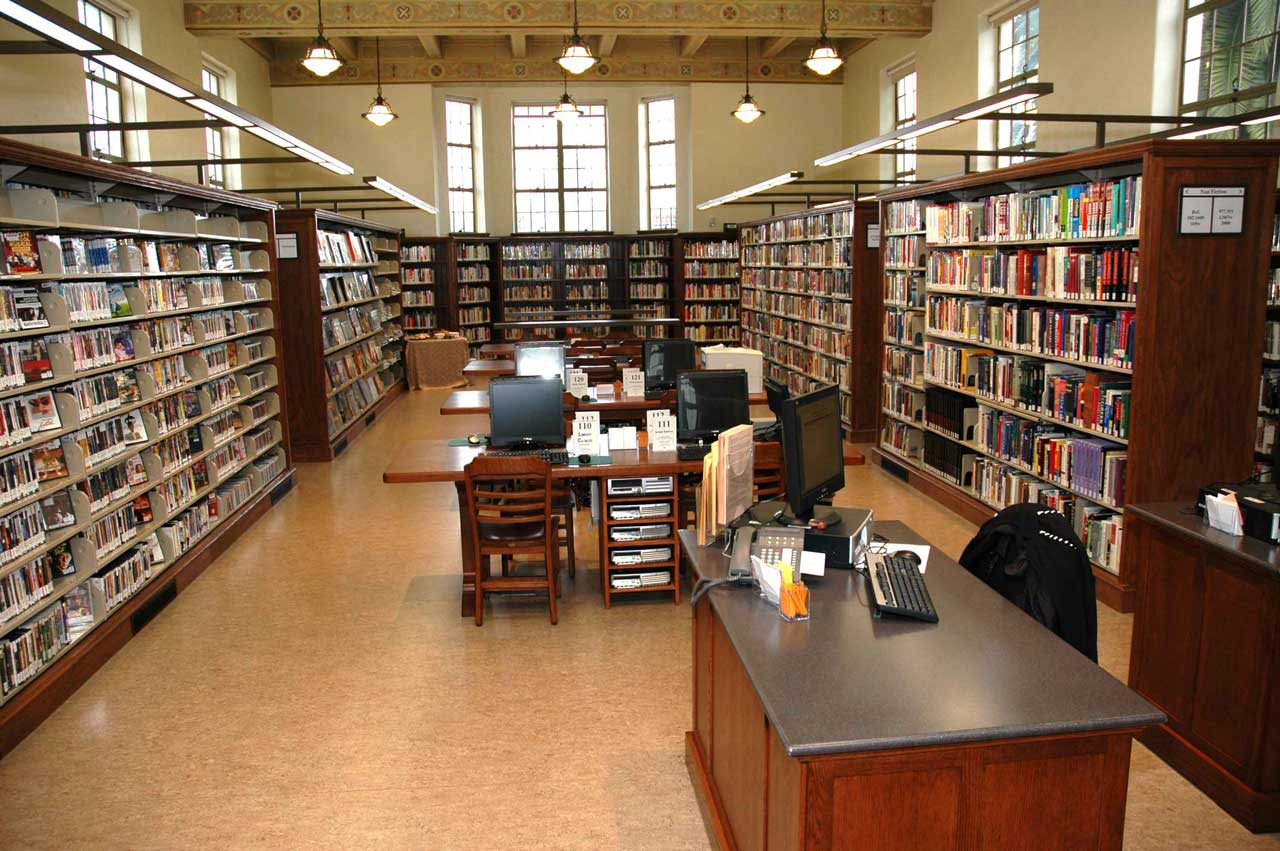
[
  {"left": 1258, "top": 192, "right": 1280, "bottom": 474},
  {"left": 597, "top": 478, "right": 680, "bottom": 606},
  {"left": 399, "top": 236, "right": 448, "bottom": 334},
  {"left": 0, "top": 138, "right": 296, "bottom": 756},
  {"left": 448, "top": 236, "right": 498, "bottom": 355},
  {"left": 738, "top": 202, "right": 880, "bottom": 440},
  {"left": 625, "top": 233, "right": 675, "bottom": 339},
  {"left": 678, "top": 232, "right": 740, "bottom": 345},
  {"left": 497, "top": 235, "right": 628, "bottom": 341},
  {"left": 275, "top": 209, "right": 405, "bottom": 461},
  {"left": 873, "top": 139, "right": 1280, "bottom": 613}
]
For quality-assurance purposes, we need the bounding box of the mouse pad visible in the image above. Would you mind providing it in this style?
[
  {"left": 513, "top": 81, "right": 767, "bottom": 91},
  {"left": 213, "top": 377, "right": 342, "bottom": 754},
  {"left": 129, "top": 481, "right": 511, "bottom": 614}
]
[
  {"left": 448, "top": 437, "right": 488, "bottom": 447},
  {"left": 568, "top": 454, "right": 612, "bottom": 467}
]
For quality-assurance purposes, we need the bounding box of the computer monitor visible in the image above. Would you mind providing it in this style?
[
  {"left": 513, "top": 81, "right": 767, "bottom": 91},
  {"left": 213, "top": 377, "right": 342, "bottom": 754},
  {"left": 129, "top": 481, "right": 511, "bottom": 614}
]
[
  {"left": 764, "top": 377, "right": 790, "bottom": 417},
  {"left": 488, "top": 376, "right": 565, "bottom": 449},
  {"left": 676, "top": 369, "right": 750, "bottom": 444},
  {"left": 644, "top": 338, "right": 698, "bottom": 393},
  {"left": 514, "top": 342, "right": 566, "bottom": 381},
  {"left": 780, "top": 384, "right": 845, "bottom": 524}
]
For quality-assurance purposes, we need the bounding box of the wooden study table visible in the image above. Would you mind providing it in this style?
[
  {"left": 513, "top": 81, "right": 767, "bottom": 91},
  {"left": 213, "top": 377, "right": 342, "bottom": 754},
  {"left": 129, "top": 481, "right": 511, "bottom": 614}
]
[
  {"left": 462, "top": 358, "right": 515, "bottom": 378},
  {"left": 477, "top": 343, "right": 514, "bottom": 359},
  {"left": 439, "top": 388, "right": 770, "bottom": 416},
  {"left": 383, "top": 439, "right": 865, "bottom": 617},
  {"left": 682, "top": 524, "right": 1164, "bottom": 851}
]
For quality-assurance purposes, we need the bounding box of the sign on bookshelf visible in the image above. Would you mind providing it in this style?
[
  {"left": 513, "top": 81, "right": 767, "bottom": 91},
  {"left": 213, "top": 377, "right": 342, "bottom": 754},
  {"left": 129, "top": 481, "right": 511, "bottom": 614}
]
[{"left": 1180, "top": 186, "right": 1245, "bottom": 235}]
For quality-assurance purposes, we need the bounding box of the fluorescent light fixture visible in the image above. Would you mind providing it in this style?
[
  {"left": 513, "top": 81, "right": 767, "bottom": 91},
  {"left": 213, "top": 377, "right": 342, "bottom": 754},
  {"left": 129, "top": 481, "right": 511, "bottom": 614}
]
[
  {"left": 96, "top": 55, "right": 193, "bottom": 99},
  {"left": 0, "top": 0, "right": 98, "bottom": 50},
  {"left": 245, "top": 125, "right": 292, "bottom": 147},
  {"left": 856, "top": 194, "right": 879, "bottom": 202},
  {"left": 1168, "top": 124, "right": 1237, "bottom": 140},
  {"left": 696, "top": 170, "right": 803, "bottom": 210},
  {"left": 320, "top": 160, "right": 353, "bottom": 175},
  {"left": 188, "top": 98, "right": 252, "bottom": 128},
  {"left": 364, "top": 176, "right": 437, "bottom": 214},
  {"left": 288, "top": 146, "right": 326, "bottom": 165},
  {"left": 1241, "top": 111, "right": 1280, "bottom": 126},
  {"left": 814, "top": 81, "right": 1054, "bottom": 167}
]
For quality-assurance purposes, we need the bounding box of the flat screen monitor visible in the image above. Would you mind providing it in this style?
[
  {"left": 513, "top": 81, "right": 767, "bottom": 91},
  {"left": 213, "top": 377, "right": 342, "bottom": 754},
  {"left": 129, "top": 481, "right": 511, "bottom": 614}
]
[
  {"left": 780, "top": 384, "right": 845, "bottom": 523},
  {"left": 644, "top": 339, "right": 698, "bottom": 393},
  {"left": 488, "top": 376, "right": 565, "bottom": 448},
  {"left": 515, "top": 342, "right": 566, "bottom": 381},
  {"left": 676, "top": 369, "right": 750, "bottom": 443},
  {"left": 764, "top": 377, "right": 790, "bottom": 417}
]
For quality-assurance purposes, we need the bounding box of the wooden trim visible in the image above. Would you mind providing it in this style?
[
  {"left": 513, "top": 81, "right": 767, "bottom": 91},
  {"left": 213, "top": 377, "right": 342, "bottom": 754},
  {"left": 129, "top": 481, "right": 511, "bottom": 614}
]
[
  {"left": 736, "top": 201, "right": 859, "bottom": 231},
  {"left": 311, "top": 207, "right": 404, "bottom": 235},
  {"left": 686, "top": 731, "right": 740, "bottom": 851}
]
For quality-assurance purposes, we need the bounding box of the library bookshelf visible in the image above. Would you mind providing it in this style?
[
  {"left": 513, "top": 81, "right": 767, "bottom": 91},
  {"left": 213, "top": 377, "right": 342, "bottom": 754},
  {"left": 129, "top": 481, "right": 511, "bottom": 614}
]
[
  {"left": 739, "top": 202, "right": 880, "bottom": 441},
  {"left": 678, "top": 232, "right": 740, "bottom": 345},
  {"left": 275, "top": 209, "right": 405, "bottom": 461},
  {"left": 497, "top": 235, "right": 629, "bottom": 341},
  {"left": 626, "top": 233, "right": 676, "bottom": 339},
  {"left": 1259, "top": 192, "right": 1280, "bottom": 475},
  {"left": 400, "top": 236, "right": 448, "bottom": 335},
  {"left": 875, "top": 139, "right": 1279, "bottom": 612},
  {"left": 0, "top": 138, "right": 295, "bottom": 756},
  {"left": 448, "top": 236, "right": 498, "bottom": 355}
]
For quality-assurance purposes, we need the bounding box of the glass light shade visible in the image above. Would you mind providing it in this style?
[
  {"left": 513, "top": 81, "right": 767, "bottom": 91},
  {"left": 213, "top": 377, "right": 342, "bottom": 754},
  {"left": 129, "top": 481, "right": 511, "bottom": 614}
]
[
  {"left": 557, "top": 36, "right": 597, "bottom": 75},
  {"left": 731, "top": 94, "right": 765, "bottom": 124},
  {"left": 804, "top": 38, "right": 843, "bottom": 76},
  {"left": 550, "top": 93, "right": 583, "bottom": 122},
  {"left": 301, "top": 36, "right": 343, "bottom": 77},
  {"left": 363, "top": 95, "right": 397, "bottom": 126}
]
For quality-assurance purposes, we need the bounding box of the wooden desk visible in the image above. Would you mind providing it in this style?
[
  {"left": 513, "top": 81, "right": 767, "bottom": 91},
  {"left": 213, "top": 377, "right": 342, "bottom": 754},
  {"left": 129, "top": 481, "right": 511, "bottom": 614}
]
[
  {"left": 462, "top": 358, "right": 514, "bottom": 378},
  {"left": 1126, "top": 502, "right": 1280, "bottom": 832},
  {"left": 477, "top": 343, "right": 514, "bottom": 359},
  {"left": 440, "top": 388, "right": 769, "bottom": 416},
  {"left": 682, "top": 524, "right": 1163, "bottom": 851},
  {"left": 383, "top": 439, "right": 867, "bottom": 617}
]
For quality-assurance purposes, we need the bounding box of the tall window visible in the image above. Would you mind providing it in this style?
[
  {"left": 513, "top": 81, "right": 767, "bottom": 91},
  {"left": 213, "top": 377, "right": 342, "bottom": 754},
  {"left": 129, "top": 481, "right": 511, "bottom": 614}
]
[
  {"left": 201, "top": 67, "right": 226, "bottom": 188},
  {"left": 995, "top": 4, "right": 1039, "bottom": 166},
  {"left": 892, "top": 68, "right": 918, "bottom": 181},
  {"left": 446, "top": 99, "right": 479, "bottom": 233},
  {"left": 512, "top": 104, "right": 609, "bottom": 232},
  {"left": 642, "top": 98, "right": 676, "bottom": 230},
  {"left": 1181, "top": 0, "right": 1280, "bottom": 137},
  {"left": 78, "top": 0, "right": 123, "bottom": 161}
]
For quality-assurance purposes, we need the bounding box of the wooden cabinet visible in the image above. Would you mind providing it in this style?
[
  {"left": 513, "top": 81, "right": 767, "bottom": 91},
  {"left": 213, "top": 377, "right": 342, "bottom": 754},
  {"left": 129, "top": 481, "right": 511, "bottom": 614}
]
[{"left": 1127, "top": 505, "right": 1280, "bottom": 832}]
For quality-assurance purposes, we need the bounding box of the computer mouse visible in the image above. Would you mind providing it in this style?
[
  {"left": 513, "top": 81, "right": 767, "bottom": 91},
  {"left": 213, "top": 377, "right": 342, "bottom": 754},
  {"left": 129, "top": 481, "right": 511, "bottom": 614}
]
[
  {"left": 890, "top": 550, "right": 921, "bottom": 568},
  {"left": 577, "top": 454, "right": 592, "bottom": 465},
  {"left": 580, "top": 394, "right": 591, "bottom": 402},
  {"left": 467, "top": 434, "right": 484, "bottom": 445}
]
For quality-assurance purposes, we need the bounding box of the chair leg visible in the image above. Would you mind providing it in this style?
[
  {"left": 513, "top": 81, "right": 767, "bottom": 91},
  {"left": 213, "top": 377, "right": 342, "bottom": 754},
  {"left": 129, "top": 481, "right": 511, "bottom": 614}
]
[
  {"left": 474, "top": 555, "right": 485, "bottom": 627},
  {"left": 546, "top": 541, "right": 559, "bottom": 625},
  {"left": 501, "top": 554, "right": 511, "bottom": 577},
  {"left": 563, "top": 508, "right": 577, "bottom": 578}
]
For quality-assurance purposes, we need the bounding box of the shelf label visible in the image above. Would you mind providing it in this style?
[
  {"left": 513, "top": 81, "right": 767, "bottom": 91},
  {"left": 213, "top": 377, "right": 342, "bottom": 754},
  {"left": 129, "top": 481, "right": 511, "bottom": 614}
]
[
  {"left": 276, "top": 232, "right": 298, "bottom": 259},
  {"left": 566, "top": 369, "right": 589, "bottom": 397},
  {"left": 1180, "top": 186, "right": 1245, "bottom": 235},
  {"left": 867, "top": 223, "right": 881, "bottom": 249},
  {"left": 622, "top": 368, "right": 645, "bottom": 398}
]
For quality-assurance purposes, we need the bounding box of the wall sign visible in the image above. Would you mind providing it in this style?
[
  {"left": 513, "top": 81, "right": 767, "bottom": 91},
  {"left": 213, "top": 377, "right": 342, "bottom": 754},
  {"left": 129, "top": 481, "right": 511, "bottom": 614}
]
[
  {"left": 1179, "top": 186, "right": 1245, "bottom": 235},
  {"left": 276, "top": 233, "right": 298, "bottom": 259},
  {"left": 866, "top": 223, "right": 881, "bottom": 249}
]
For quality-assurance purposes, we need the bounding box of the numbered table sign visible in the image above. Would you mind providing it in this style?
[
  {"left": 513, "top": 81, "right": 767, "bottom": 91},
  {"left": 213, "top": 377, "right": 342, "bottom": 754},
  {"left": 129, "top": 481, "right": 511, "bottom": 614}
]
[
  {"left": 566, "top": 369, "right": 589, "bottom": 397},
  {"left": 649, "top": 413, "right": 678, "bottom": 453},
  {"left": 622, "top": 368, "right": 645, "bottom": 398},
  {"left": 573, "top": 411, "right": 601, "bottom": 455}
]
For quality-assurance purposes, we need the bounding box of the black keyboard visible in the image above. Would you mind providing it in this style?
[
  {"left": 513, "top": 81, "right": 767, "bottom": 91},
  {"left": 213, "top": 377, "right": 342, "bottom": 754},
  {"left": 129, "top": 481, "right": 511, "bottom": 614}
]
[
  {"left": 677, "top": 444, "right": 712, "bottom": 461},
  {"left": 486, "top": 449, "right": 571, "bottom": 465},
  {"left": 644, "top": 389, "right": 668, "bottom": 401},
  {"left": 869, "top": 553, "right": 938, "bottom": 623}
]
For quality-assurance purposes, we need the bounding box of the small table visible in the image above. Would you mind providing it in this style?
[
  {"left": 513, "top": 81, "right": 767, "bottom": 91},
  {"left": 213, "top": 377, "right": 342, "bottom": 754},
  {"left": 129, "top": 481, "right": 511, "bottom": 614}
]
[
  {"left": 462, "top": 358, "right": 515, "bottom": 378},
  {"left": 440, "top": 387, "right": 770, "bottom": 416},
  {"left": 477, "top": 343, "right": 514, "bottom": 359},
  {"left": 404, "top": 336, "right": 469, "bottom": 390}
]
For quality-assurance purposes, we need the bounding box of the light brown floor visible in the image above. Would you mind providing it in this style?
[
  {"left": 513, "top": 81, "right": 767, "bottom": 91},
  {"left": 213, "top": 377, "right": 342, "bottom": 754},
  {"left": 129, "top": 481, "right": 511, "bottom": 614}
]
[{"left": 0, "top": 387, "right": 1275, "bottom": 849}]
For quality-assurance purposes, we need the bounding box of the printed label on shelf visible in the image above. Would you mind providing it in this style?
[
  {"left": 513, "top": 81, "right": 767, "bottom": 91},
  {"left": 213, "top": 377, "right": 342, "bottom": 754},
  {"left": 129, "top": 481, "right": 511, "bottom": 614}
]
[
  {"left": 1179, "top": 186, "right": 1245, "bottom": 235},
  {"left": 867, "top": 223, "right": 881, "bottom": 249},
  {"left": 276, "top": 233, "right": 298, "bottom": 259}
]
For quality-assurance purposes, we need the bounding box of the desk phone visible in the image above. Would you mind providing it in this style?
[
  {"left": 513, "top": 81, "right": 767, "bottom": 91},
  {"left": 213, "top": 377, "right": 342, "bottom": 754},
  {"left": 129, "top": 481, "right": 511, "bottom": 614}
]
[{"left": 729, "top": 525, "right": 806, "bottom": 579}]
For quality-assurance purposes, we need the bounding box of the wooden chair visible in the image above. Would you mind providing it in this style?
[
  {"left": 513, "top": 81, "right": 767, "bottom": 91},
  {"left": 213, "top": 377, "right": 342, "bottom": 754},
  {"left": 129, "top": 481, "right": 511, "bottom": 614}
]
[
  {"left": 462, "top": 455, "right": 562, "bottom": 625},
  {"left": 572, "top": 356, "right": 619, "bottom": 384},
  {"left": 604, "top": 344, "right": 643, "bottom": 359}
]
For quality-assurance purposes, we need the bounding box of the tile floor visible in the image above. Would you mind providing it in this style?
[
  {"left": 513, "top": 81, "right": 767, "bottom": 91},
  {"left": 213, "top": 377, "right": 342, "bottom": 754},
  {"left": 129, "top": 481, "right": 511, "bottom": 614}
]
[{"left": 0, "top": 387, "right": 1274, "bottom": 849}]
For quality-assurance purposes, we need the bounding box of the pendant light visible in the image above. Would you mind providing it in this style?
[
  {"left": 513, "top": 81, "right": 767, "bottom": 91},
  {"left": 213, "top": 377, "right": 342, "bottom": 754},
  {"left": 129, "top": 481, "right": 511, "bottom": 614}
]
[
  {"left": 557, "top": 0, "right": 597, "bottom": 74},
  {"left": 300, "top": 0, "right": 342, "bottom": 77},
  {"left": 549, "top": 71, "right": 582, "bottom": 123},
  {"left": 804, "top": 0, "right": 843, "bottom": 76},
  {"left": 731, "top": 38, "right": 765, "bottom": 124},
  {"left": 362, "top": 38, "right": 397, "bottom": 126}
]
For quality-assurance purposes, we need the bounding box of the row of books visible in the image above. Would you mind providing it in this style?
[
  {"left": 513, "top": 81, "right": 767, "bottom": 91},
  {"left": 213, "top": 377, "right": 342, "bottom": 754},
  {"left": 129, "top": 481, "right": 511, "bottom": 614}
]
[
  {"left": 64, "top": 325, "right": 135, "bottom": 371},
  {"left": 743, "top": 330, "right": 848, "bottom": 388},
  {"left": 685, "top": 324, "right": 738, "bottom": 343},
  {"left": 316, "top": 229, "right": 375, "bottom": 266},
  {"left": 685, "top": 283, "right": 739, "bottom": 301},
  {"left": 457, "top": 285, "right": 489, "bottom": 304},
  {"left": 921, "top": 177, "right": 1142, "bottom": 244},
  {"left": 564, "top": 243, "right": 610, "bottom": 259},
  {"left": 630, "top": 283, "right": 668, "bottom": 300},
  {"left": 457, "top": 265, "right": 489, "bottom": 283},
  {"left": 683, "top": 305, "right": 737, "bottom": 322},
  {"left": 926, "top": 246, "right": 1139, "bottom": 302},
  {"left": 321, "top": 305, "right": 381, "bottom": 351},
  {"left": 742, "top": 289, "right": 851, "bottom": 327},
  {"left": 928, "top": 298, "right": 1136, "bottom": 370},
  {"left": 403, "top": 291, "right": 434, "bottom": 307},
  {"left": 885, "top": 273, "right": 925, "bottom": 307},
  {"left": 683, "top": 261, "right": 739, "bottom": 278},
  {"left": 743, "top": 240, "right": 854, "bottom": 269},
  {"left": 504, "top": 284, "right": 554, "bottom": 302},
  {"left": 458, "top": 307, "right": 489, "bottom": 325},
  {"left": 743, "top": 268, "right": 853, "bottom": 299},
  {"left": 629, "top": 240, "right": 670, "bottom": 258},
  {"left": 3, "top": 231, "right": 253, "bottom": 277},
  {"left": 883, "top": 235, "right": 925, "bottom": 268},
  {"left": 400, "top": 244, "right": 437, "bottom": 262},
  {"left": 324, "top": 339, "right": 383, "bottom": 393},
  {"left": 403, "top": 312, "right": 434, "bottom": 331},
  {"left": 885, "top": 309, "right": 924, "bottom": 348},
  {"left": 883, "top": 201, "right": 925, "bottom": 234},
  {"left": 327, "top": 372, "right": 391, "bottom": 437},
  {"left": 502, "top": 244, "right": 554, "bottom": 260},
  {"left": 739, "top": 210, "right": 855, "bottom": 245},
  {"left": 456, "top": 244, "right": 490, "bottom": 262},
  {"left": 566, "top": 283, "right": 610, "bottom": 300},
  {"left": 884, "top": 381, "right": 923, "bottom": 421},
  {"left": 683, "top": 240, "right": 737, "bottom": 259},
  {"left": 319, "top": 271, "right": 376, "bottom": 309},
  {"left": 628, "top": 261, "right": 669, "bottom": 278},
  {"left": 403, "top": 267, "right": 435, "bottom": 285},
  {"left": 503, "top": 264, "right": 556, "bottom": 280},
  {"left": 884, "top": 346, "right": 923, "bottom": 386},
  {"left": 743, "top": 312, "right": 850, "bottom": 357}
]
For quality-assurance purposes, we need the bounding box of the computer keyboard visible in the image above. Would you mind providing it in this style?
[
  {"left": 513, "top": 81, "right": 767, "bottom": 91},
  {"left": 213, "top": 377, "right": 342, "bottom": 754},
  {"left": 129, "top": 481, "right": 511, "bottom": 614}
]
[
  {"left": 868, "top": 553, "right": 938, "bottom": 623},
  {"left": 677, "top": 444, "right": 712, "bottom": 461},
  {"left": 486, "top": 448, "right": 571, "bottom": 465}
]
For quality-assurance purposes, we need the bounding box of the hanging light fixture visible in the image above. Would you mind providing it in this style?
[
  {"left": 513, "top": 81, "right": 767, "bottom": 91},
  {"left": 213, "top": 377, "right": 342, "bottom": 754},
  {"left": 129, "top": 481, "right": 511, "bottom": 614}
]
[
  {"left": 557, "top": 0, "right": 597, "bottom": 74},
  {"left": 300, "top": 0, "right": 343, "bottom": 77},
  {"left": 362, "top": 38, "right": 397, "bottom": 126},
  {"left": 732, "top": 38, "right": 765, "bottom": 124},
  {"left": 549, "top": 71, "right": 582, "bottom": 123},
  {"left": 804, "top": 0, "right": 843, "bottom": 76}
]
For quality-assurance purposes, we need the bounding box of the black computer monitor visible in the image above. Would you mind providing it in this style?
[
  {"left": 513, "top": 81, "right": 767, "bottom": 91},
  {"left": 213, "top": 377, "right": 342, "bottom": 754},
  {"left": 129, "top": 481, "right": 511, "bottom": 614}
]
[
  {"left": 644, "top": 338, "right": 698, "bottom": 393},
  {"left": 780, "top": 384, "right": 845, "bottom": 524},
  {"left": 676, "top": 369, "right": 750, "bottom": 444},
  {"left": 514, "top": 342, "right": 566, "bottom": 381},
  {"left": 764, "top": 377, "right": 790, "bottom": 417},
  {"left": 488, "top": 376, "right": 565, "bottom": 448}
]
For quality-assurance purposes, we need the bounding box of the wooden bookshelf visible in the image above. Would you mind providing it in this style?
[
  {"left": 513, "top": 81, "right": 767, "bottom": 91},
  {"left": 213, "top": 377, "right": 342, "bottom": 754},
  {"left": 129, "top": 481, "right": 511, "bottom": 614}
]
[
  {"left": 1259, "top": 192, "right": 1280, "bottom": 475},
  {"left": 497, "top": 235, "right": 628, "bottom": 341},
  {"left": 400, "top": 236, "right": 448, "bottom": 335},
  {"left": 677, "top": 232, "right": 740, "bottom": 345},
  {"left": 275, "top": 209, "right": 405, "bottom": 461},
  {"left": 738, "top": 202, "right": 880, "bottom": 440},
  {"left": 625, "top": 233, "right": 675, "bottom": 339},
  {"left": 0, "top": 138, "right": 295, "bottom": 756},
  {"left": 598, "top": 476, "right": 680, "bottom": 606},
  {"left": 874, "top": 139, "right": 1280, "bottom": 613},
  {"left": 447, "top": 236, "right": 498, "bottom": 356}
]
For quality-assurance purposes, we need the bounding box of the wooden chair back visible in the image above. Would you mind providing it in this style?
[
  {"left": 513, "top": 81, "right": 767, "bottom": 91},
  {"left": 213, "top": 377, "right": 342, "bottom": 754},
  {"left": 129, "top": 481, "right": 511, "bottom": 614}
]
[
  {"left": 753, "top": 441, "right": 786, "bottom": 502},
  {"left": 572, "top": 356, "right": 619, "bottom": 383},
  {"left": 462, "top": 455, "right": 554, "bottom": 547}
]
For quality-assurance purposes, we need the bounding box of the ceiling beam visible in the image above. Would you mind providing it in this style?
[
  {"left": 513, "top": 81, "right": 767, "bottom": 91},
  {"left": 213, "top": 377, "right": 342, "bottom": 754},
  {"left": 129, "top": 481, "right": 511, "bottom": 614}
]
[
  {"left": 762, "top": 36, "right": 795, "bottom": 57},
  {"left": 509, "top": 33, "right": 526, "bottom": 58},
  {"left": 240, "top": 37, "right": 275, "bottom": 62},
  {"left": 680, "top": 35, "right": 708, "bottom": 57},
  {"left": 328, "top": 35, "right": 358, "bottom": 60},
  {"left": 598, "top": 33, "right": 617, "bottom": 57},
  {"left": 418, "top": 34, "right": 442, "bottom": 58}
]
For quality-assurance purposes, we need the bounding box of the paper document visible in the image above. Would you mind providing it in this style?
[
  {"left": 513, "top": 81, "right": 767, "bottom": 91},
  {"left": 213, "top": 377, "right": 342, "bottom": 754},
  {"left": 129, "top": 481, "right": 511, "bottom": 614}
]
[
  {"left": 800, "top": 550, "right": 826, "bottom": 577},
  {"left": 1206, "top": 493, "right": 1244, "bottom": 536},
  {"left": 715, "top": 424, "right": 755, "bottom": 528}
]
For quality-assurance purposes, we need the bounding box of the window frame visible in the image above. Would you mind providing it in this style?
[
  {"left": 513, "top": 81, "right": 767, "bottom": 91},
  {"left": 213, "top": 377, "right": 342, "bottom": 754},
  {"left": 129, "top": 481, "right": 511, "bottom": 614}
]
[
  {"left": 641, "top": 96, "right": 677, "bottom": 231},
  {"left": 993, "top": 2, "right": 1039, "bottom": 167},
  {"left": 78, "top": 0, "right": 125, "bottom": 162},
  {"left": 445, "top": 98, "right": 480, "bottom": 234},
  {"left": 200, "top": 66, "right": 227, "bottom": 188},
  {"left": 1178, "top": 0, "right": 1280, "bottom": 133},
  {"left": 891, "top": 66, "right": 918, "bottom": 182},
  {"left": 511, "top": 102, "right": 610, "bottom": 234}
]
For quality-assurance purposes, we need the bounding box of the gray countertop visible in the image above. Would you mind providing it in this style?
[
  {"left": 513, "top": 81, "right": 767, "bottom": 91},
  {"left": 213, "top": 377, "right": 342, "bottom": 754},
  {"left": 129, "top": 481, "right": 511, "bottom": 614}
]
[
  {"left": 1127, "top": 502, "right": 1280, "bottom": 577},
  {"left": 680, "top": 521, "right": 1164, "bottom": 758}
]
